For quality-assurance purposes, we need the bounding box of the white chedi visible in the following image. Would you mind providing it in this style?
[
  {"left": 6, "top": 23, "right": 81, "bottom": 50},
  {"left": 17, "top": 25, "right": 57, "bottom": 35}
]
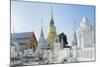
[
  {"left": 33, "top": 21, "right": 47, "bottom": 58},
  {"left": 76, "top": 16, "right": 95, "bottom": 49},
  {"left": 76, "top": 16, "right": 95, "bottom": 62},
  {"left": 71, "top": 31, "right": 78, "bottom": 62}
]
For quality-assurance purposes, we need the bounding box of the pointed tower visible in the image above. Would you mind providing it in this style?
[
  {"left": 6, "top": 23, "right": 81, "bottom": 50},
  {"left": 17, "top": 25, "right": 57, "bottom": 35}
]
[
  {"left": 71, "top": 21, "right": 78, "bottom": 62},
  {"left": 50, "top": 6, "right": 54, "bottom": 27},
  {"left": 80, "top": 16, "right": 90, "bottom": 30},
  {"left": 76, "top": 16, "right": 95, "bottom": 62},
  {"left": 73, "top": 31, "right": 77, "bottom": 46},
  {"left": 34, "top": 18, "right": 47, "bottom": 58},
  {"left": 80, "top": 16, "right": 88, "bottom": 26},
  {"left": 47, "top": 6, "right": 57, "bottom": 49},
  {"left": 77, "top": 16, "right": 95, "bottom": 49},
  {"left": 72, "top": 21, "right": 77, "bottom": 46},
  {"left": 38, "top": 18, "right": 47, "bottom": 46}
]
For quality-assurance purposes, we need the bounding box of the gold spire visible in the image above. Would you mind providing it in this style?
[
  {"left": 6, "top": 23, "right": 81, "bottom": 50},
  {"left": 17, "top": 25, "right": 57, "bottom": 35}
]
[
  {"left": 50, "top": 6, "right": 54, "bottom": 26},
  {"left": 51, "top": 6, "right": 53, "bottom": 20},
  {"left": 47, "top": 6, "right": 57, "bottom": 49}
]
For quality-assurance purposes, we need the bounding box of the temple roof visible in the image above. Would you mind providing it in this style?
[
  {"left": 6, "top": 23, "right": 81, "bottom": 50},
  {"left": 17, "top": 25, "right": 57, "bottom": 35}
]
[{"left": 11, "top": 32, "right": 35, "bottom": 39}]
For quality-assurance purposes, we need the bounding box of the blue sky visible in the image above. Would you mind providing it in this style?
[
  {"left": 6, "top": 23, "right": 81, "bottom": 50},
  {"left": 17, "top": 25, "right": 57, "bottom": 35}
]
[{"left": 11, "top": 1, "right": 95, "bottom": 44}]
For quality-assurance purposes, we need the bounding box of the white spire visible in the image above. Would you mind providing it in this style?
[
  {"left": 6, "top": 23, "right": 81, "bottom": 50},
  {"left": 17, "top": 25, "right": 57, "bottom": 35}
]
[
  {"left": 40, "top": 18, "right": 44, "bottom": 37},
  {"left": 34, "top": 18, "right": 47, "bottom": 58},
  {"left": 72, "top": 21, "right": 77, "bottom": 46},
  {"left": 80, "top": 16, "right": 88, "bottom": 28},
  {"left": 73, "top": 32, "right": 77, "bottom": 46},
  {"left": 80, "top": 16, "right": 94, "bottom": 31},
  {"left": 82, "top": 16, "right": 88, "bottom": 23}
]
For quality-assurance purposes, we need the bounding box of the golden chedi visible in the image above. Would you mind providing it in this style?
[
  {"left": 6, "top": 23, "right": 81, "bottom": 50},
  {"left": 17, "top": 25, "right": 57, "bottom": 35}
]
[{"left": 48, "top": 7, "right": 57, "bottom": 49}]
